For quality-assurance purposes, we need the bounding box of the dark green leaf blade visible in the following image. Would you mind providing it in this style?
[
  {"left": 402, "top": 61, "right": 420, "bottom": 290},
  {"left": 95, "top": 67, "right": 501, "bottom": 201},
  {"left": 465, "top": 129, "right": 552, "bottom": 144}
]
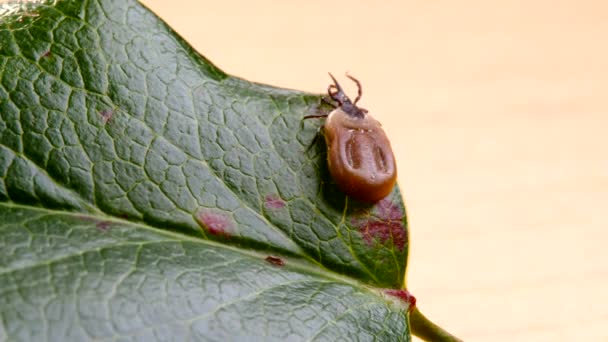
[
  {"left": 0, "top": 0, "right": 409, "bottom": 287},
  {"left": 0, "top": 203, "right": 410, "bottom": 341},
  {"left": 0, "top": 0, "right": 414, "bottom": 339}
]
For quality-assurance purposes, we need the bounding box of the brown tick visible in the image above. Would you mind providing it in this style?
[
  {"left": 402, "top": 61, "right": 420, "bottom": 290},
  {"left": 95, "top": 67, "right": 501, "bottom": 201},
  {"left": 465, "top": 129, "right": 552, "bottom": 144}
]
[{"left": 305, "top": 73, "right": 397, "bottom": 203}]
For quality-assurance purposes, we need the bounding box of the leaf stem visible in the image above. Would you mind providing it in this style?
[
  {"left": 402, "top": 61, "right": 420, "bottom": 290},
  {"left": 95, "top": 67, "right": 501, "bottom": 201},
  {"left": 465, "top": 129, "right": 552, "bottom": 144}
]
[{"left": 409, "top": 307, "right": 463, "bottom": 342}]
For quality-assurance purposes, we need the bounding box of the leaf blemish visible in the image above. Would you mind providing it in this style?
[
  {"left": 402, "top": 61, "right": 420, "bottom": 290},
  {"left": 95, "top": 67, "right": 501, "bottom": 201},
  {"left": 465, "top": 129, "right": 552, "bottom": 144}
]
[
  {"left": 265, "top": 255, "right": 285, "bottom": 266},
  {"left": 75, "top": 216, "right": 111, "bottom": 231},
  {"left": 42, "top": 50, "right": 51, "bottom": 58},
  {"left": 352, "top": 199, "right": 406, "bottom": 251},
  {"left": 99, "top": 110, "right": 113, "bottom": 124},
  {"left": 195, "top": 210, "right": 235, "bottom": 238},
  {"left": 264, "top": 194, "right": 286, "bottom": 209},
  {"left": 96, "top": 221, "right": 112, "bottom": 231},
  {"left": 385, "top": 289, "right": 417, "bottom": 310}
]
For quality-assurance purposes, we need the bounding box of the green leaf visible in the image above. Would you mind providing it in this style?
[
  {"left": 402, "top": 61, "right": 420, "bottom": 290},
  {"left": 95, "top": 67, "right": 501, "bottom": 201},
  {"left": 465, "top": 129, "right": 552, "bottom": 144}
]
[
  {"left": 0, "top": 204, "right": 410, "bottom": 340},
  {"left": 0, "top": 0, "right": 414, "bottom": 340}
]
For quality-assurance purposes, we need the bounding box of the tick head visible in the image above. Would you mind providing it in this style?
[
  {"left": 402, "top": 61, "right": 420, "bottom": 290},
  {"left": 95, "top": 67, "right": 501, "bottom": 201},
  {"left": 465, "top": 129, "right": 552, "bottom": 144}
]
[{"left": 327, "top": 72, "right": 368, "bottom": 119}]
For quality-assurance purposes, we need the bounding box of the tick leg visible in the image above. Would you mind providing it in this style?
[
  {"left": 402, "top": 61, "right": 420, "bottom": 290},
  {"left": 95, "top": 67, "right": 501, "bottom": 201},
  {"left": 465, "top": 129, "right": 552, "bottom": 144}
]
[
  {"left": 328, "top": 73, "right": 347, "bottom": 105},
  {"left": 345, "top": 73, "right": 363, "bottom": 105},
  {"left": 303, "top": 114, "right": 329, "bottom": 120}
]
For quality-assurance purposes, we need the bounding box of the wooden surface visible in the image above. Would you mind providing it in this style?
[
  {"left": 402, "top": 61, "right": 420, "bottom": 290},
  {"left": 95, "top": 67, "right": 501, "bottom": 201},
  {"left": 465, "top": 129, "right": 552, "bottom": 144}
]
[{"left": 142, "top": 1, "right": 608, "bottom": 340}]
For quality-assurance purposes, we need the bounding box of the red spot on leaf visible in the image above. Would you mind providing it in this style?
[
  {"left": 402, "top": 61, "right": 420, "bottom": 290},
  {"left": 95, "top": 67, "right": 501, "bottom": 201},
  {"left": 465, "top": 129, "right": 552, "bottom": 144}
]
[
  {"left": 196, "top": 210, "right": 234, "bottom": 238},
  {"left": 96, "top": 221, "right": 112, "bottom": 231},
  {"left": 264, "top": 194, "right": 286, "bottom": 209},
  {"left": 100, "top": 110, "right": 113, "bottom": 124},
  {"left": 352, "top": 199, "right": 407, "bottom": 251},
  {"left": 76, "top": 216, "right": 112, "bottom": 232},
  {"left": 265, "top": 255, "right": 285, "bottom": 266},
  {"left": 385, "top": 289, "right": 417, "bottom": 310},
  {"left": 376, "top": 198, "right": 405, "bottom": 221},
  {"left": 42, "top": 50, "right": 51, "bottom": 58}
]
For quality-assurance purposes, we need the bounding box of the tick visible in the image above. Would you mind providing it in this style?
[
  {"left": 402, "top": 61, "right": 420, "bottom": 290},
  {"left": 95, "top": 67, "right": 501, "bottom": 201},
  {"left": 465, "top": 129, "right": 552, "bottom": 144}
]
[{"left": 305, "top": 73, "right": 397, "bottom": 203}]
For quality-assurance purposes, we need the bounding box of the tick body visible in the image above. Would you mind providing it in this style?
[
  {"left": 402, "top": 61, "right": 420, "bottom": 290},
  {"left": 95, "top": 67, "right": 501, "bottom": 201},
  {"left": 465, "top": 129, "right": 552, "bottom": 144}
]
[{"left": 308, "top": 73, "right": 397, "bottom": 203}]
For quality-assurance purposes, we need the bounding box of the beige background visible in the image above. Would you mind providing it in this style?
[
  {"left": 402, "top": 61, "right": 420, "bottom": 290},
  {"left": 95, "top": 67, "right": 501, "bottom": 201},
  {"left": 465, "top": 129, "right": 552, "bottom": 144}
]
[{"left": 141, "top": 1, "right": 608, "bottom": 341}]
